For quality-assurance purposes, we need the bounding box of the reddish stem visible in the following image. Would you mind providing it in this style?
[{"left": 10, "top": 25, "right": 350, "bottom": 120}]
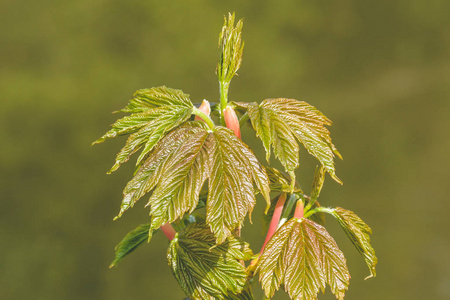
[
  {"left": 260, "top": 193, "right": 287, "bottom": 253},
  {"left": 161, "top": 223, "right": 176, "bottom": 240},
  {"left": 293, "top": 199, "right": 304, "bottom": 219}
]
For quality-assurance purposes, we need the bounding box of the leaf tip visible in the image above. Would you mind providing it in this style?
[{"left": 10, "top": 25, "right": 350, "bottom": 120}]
[
  {"left": 108, "top": 163, "right": 120, "bottom": 174},
  {"left": 330, "top": 172, "right": 343, "bottom": 185},
  {"left": 364, "top": 273, "right": 375, "bottom": 280},
  {"left": 91, "top": 139, "right": 102, "bottom": 146},
  {"left": 264, "top": 204, "right": 270, "bottom": 215}
]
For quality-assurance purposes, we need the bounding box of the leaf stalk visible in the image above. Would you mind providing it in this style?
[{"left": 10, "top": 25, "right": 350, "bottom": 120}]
[
  {"left": 192, "top": 107, "right": 215, "bottom": 130},
  {"left": 219, "top": 82, "right": 229, "bottom": 126},
  {"left": 278, "top": 193, "right": 299, "bottom": 228},
  {"left": 303, "top": 206, "right": 334, "bottom": 219}
]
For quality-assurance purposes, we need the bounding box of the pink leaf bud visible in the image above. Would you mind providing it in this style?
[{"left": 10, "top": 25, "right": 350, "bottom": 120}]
[
  {"left": 224, "top": 106, "right": 241, "bottom": 139},
  {"left": 194, "top": 100, "right": 211, "bottom": 122}
]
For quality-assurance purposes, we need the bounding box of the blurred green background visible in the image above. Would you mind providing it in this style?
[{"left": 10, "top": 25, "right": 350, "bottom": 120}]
[{"left": 1, "top": 0, "right": 450, "bottom": 299}]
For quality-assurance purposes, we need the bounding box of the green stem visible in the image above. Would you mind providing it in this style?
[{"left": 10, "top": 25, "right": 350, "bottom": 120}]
[
  {"left": 219, "top": 81, "right": 229, "bottom": 126},
  {"left": 303, "top": 206, "right": 334, "bottom": 219},
  {"left": 278, "top": 193, "right": 299, "bottom": 228},
  {"left": 192, "top": 107, "right": 215, "bottom": 130},
  {"left": 304, "top": 195, "right": 315, "bottom": 213},
  {"left": 288, "top": 171, "right": 296, "bottom": 194},
  {"left": 239, "top": 112, "right": 249, "bottom": 127}
]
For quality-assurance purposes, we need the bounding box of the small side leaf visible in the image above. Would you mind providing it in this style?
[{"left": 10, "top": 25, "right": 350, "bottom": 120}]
[
  {"left": 311, "top": 165, "right": 326, "bottom": 202},
  {"left": 333, "top": 207, "right": 378, "bottom": 278},
  {"left": 258, "top": 218, "right": 350, "bottom": 300},
  {"left": 168, "top": 222, "right": 253, "bottom": 300},
  {"left": 110, "top": 223, "right": 151, "bottom": 268},
  {"left": 265, "top": 166, "right": 301, "bottom": 194}
]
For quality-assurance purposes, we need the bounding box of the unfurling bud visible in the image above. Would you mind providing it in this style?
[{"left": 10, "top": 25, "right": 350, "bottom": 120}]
[
  {"left": 161, "top": 223, "right": 176, "bottom": 241},
  {"left": 194, "top": 100, "right": 211, "bottom": 122},
  {"left": 224, "top": 106, "right": 241, "bottom": 139},
  {"left": 294, "top": 200, "right": 304, "bottom": 220}
]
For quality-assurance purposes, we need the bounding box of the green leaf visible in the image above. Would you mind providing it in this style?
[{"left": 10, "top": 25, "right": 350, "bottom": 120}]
[
  {"left": 93, "top": 86, "right": 194, "bottom": 172},
  {"left": 304, "top": 165, "right": 326, "bottom": 225},
  {"left": 226, "top": 284, "right": 254, "bottom": 300},
  {"left": 109, "top": 223, "right": 151, "bottom": 268},
  {"left": 245, "top": 99, "right": 342, "bottom": 183},
  {"left": 258, "top": 218, "right": 350, "bottom": 300},
  {"left": 168, "top": 222, "right": 253, "bottom": 300},
  {"left": 116, "top": 124, "right": 270, "bottom": 243},
  {"left": 206, "top": 127, "right": 270, "bottom": 243},
  {"left": 332, "top": 207, "right": 377, "bottom": 279}
]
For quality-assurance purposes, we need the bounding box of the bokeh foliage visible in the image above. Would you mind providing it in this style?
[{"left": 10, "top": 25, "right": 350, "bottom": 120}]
[{"left": 1, "top": 1, "right": 450, "bottom": 299}]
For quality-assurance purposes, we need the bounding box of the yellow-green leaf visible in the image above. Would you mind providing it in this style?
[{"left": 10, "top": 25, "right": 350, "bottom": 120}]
[
  {"left": 93, "top": 86, "right": 193, "bottom": 172},
  {"left": 258, "top": 218, "right": 350, "bottom": 300},
  {"left": 265, "top": 166, "right": 301, "bottom": 193},
  {"left": 116, "top": 124, "right": 270, "bottom": 244},
  {"left": 206, "top": 127, "right": 270, "bottom": 243},
  {"left": 333, "top": 207, "right": 377, "bottom": 279},
  {"left": 115, "top": 124, "right": 205, "bottom": 219},
  {"left": 246, "top": 99, "right": 342, "bottom": 183},
  {"left": 168, "top": 222, "right": 253, "bottom": 300}
]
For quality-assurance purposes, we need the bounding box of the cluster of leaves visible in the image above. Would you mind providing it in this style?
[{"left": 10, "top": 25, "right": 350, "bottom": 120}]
[{"left": 94, "top": 13, "right": 377, "bottom": 300}]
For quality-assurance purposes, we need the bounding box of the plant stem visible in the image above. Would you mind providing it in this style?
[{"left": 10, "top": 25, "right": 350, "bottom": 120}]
[
  {"left": 260, "top": 193, "right": 287, "bottom": 253},
  {"left": 239, "top": 112, "right": 249, "bottom": 127},
  {"left": 278, "top": 193, "right": 299, "bottom": 228},
  {"left": 192, "top": 107, "right": 215, "bottom": 130},
  {"left": 219, "top": 81, "right": 229, "bottom": 126},
  {"left": 288, "top": 171, "right": 296, "bottom": 193},
  {"left": 303, "top": 206, "right": 334, "bottom": 219}
]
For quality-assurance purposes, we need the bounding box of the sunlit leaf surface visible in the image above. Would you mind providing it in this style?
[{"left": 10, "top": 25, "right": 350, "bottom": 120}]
[
  {"left": 244, "top": 99, "right": 342, "bottom": 183},
  {"left": 333, "top": 207, "right": 377, "bottom": 278},
  {"left": 93, "top": 86, "right": 193, "bottom": 172},
  {"left": 258, "top": 218, "right": 350, "bottom": 300},
  {"left": 168, "top": 222, "right": 253, "bottom": 300},
  {"left": 116, "top": 123, "right": 270, "bottom": 243}
]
